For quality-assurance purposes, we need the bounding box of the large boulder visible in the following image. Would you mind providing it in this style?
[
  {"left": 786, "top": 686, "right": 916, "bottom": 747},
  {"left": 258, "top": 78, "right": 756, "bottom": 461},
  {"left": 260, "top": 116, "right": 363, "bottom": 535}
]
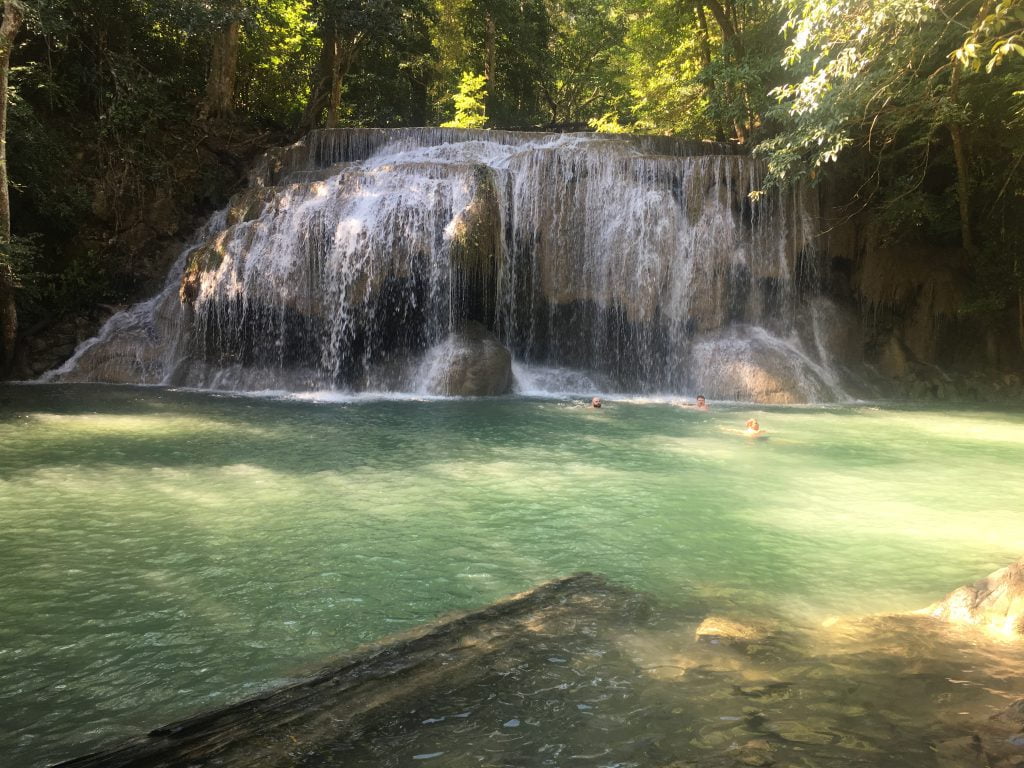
[
  {"left": 918, "top": 558, "right": 1024, "bottom": 639},
  {"left": 418, "top": 322, "right": 513, "bottom": 396},
  {"left": 688, "top": 327, "right": 840, "bottom": 403}
]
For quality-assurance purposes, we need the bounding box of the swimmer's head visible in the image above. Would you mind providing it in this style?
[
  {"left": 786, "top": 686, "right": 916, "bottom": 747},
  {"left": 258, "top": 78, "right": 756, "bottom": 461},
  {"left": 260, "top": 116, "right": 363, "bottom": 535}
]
[
  {"left": 745, "top": 418, "right": 759, "bottom": 430},
  {"left": 591, "top": 397, "right": 602, "bottom": 408},
  {"left": 696, "top": 395, "right": 706, "bottom": 406}
]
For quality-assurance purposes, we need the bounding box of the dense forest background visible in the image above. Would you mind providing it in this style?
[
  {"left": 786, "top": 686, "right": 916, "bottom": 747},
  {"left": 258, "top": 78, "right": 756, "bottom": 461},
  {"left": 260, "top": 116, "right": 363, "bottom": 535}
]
[{"left": 0, "top": 0, "right": 1022, "bottom": 381}]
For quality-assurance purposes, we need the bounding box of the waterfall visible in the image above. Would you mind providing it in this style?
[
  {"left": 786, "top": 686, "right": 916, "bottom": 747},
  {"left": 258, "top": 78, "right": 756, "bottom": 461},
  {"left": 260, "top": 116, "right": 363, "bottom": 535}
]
[{"left": 49, "top": 128, "right": 849, "bottom": 402}]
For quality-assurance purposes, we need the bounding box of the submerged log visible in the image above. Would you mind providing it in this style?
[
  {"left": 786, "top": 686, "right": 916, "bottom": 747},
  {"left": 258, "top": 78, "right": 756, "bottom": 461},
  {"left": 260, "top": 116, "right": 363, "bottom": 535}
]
[{"left": 55, "top": 573, "right": 640, "bottom": 768}]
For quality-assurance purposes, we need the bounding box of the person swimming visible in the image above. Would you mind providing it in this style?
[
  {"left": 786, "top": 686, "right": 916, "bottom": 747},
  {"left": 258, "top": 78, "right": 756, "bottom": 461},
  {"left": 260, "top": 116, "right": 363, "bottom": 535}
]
[
  {"left": 675, "top": 394, "right": 709, "bottom": 410},
  {"left": 591, "top": 397, "right": 602, "bottom": 409},
  {"left": 744, "top": 418, "right": 766, "bottom": 437}
]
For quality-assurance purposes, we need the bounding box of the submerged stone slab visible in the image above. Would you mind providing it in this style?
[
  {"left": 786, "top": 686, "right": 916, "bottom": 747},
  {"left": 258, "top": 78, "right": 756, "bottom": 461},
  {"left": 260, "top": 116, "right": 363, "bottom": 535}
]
[
  {"left": 55, "top": 573, "right": 643, "bottom": 768},
  {"left": 52, "top": 560, "right": 1024, "bottom": 768}
]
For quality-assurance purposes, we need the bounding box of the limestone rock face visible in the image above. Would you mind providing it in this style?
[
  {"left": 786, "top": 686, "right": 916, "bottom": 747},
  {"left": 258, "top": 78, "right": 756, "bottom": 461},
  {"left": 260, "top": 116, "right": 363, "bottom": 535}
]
[
  {"left": 418, "top": 322, "right": 512, "bottom": 396},
  {"left": 919, "top": 559, "right": 1024, "bottom": 639}
]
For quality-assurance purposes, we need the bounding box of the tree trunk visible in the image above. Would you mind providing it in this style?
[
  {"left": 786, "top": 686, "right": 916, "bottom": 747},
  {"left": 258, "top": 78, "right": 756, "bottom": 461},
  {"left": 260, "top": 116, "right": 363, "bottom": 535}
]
[
  {"left": 1019, "top": 285, "right": 1024, "bottom": 353},
  {"left": 0, "top": 1, "right": 24, "bottom": 375},
  {"left": 947, "top": 58, "right": 975, "bottom": 256},
  {"left": 949, "top": 117, "right": 974, "bottom": 255},
  {"left": 325, "top": 28, "right": 362, "bottom": 129},
  {"left": 693, "top": 3, "right": 728, "bottom": 142},
  {"left": 326, "top": 28, "right": 341, "bottom": 128},
  {"left": 326, "top": 28, "right": 345, "bottom": 129},
  {"left": 700, "top": 0, "right": 743, "bottom": 57},
  {"left": 303, "top": 26, "right": 334, "bottom": 130},
  {"left": 484, "top": 14, "right": 496, "bottom": 117},
  {"left": 945, "top": 0, "right": 996, "bottom": 258},
  {"left": 201, "top": 12, "right": 241, "bottom": 120}
]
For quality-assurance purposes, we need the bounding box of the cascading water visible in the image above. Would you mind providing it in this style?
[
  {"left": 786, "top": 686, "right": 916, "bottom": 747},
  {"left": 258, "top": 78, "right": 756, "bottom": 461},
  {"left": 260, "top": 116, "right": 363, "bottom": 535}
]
[{"left": 49, "top": 128, "right": 848, "bottom": 402}]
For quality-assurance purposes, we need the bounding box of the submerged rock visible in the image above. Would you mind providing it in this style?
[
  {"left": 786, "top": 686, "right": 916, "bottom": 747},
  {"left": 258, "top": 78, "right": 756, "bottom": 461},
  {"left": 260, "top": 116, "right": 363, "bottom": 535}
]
[
  {"left": 933, "top": 699, "right": 1024, "bottom": 768},
  {"left": 55, "top": 573, "right": 643, "bottom": 768},
  {"left": 695, "top": 617, "right": 771, "bottom": 646},
  {"left": 919, "top": 558, "right": 1024, "bottom": 639}
]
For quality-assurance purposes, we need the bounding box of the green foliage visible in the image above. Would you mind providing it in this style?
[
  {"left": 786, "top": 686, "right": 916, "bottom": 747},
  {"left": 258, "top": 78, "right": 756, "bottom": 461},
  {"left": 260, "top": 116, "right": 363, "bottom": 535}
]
[
  {"left": 429, "top": 0, "right": 551, "bottom": 127},
  {"left": 237, "top": 1, "right": 317, "bottom": 126},
  {"left": 613, "top": 0, "right": 712, "bottom": 135},
  {"left": 542, "top": 0, "right": 628, "bottom": 127},
  {"left": 0, "top": 235, "right": 40, "bottom": 294},
  {"left": 584, "top": 0, "right": 788, "bottom": 141},
  {"left": 441, "top": 70, "right": 487, "bottom": 127},
  {"left": 954, "top": 0, "right": 1024, "bottom": 73}
]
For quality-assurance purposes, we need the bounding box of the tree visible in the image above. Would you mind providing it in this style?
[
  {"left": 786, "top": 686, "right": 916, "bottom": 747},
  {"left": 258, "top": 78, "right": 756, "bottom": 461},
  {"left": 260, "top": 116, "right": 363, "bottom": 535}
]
[
  {"left": 236, "top": 1, "right": 317, "bottom": 126},
  {"left": 201, "top": 0, "right": 245, "bottom": 120},
  {"left": 303, "top": 0, "right": 410, "bottom": 128},
  {"left": 541, "top": 0, "right": 628, "bottom": 127},
  {"left": 1, "top": 0, "right": 24, "bottom": 373},
  {"left": 762, "top": 0, "right": 1024, "bottom": 246},
  {"left": 441, "top": 70, "right": 487, "bottom": 126},
  {"left": 759, "top": 0, "right": 1024, "bottom": 351}
]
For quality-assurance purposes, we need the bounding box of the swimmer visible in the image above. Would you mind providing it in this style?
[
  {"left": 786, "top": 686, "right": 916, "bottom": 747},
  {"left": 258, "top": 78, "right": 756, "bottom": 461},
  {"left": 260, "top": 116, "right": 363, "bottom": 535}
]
[
  {"left": 676, "top": 394, "right": 709, "bottom": 410},
  {"left": 591, "top": 397, "right": 602, "bottom": 409},
  {"left": 744, "top": 418, "right": 766, "bottom": 438}
]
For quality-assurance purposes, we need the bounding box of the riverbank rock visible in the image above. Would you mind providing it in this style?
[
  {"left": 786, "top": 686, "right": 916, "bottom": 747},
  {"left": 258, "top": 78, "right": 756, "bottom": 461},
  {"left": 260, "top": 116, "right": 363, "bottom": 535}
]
[
  {"left": 418, "top": 322, "right": 512, "bottom": 396},
  {"left": 918, "top": 559, "right": 1024, "bottom": 639}
]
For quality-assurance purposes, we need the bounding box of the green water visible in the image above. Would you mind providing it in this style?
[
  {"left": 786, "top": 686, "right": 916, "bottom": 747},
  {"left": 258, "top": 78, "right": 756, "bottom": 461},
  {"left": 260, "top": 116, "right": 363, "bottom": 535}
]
[{"left": 2, "top": 384, "right": 1024, "bottom": 766}]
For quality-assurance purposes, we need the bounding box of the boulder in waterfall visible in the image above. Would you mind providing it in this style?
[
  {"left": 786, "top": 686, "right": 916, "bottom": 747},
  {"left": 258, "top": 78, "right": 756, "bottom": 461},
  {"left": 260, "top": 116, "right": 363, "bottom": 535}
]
[
  {"left": 689, "top": 328, "right": 838, "bottom": 404},
  {"left": 419, "top": 322, "right": 512, "bottom": 396},
  {"left": 918, "top": 559, "right": 1024, "bottom": 639}
]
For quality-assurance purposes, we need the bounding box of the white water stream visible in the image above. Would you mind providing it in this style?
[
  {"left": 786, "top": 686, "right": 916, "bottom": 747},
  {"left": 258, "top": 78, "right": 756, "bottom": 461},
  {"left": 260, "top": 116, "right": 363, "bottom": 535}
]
[{"left": 51, "top": 128, "right": 845, "bottom": 401}]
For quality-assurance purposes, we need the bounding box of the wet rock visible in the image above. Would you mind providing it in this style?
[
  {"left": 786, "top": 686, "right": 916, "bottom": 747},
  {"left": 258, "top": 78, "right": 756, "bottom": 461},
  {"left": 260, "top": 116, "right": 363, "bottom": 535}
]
[
  {"left": 736, "top": 742, "right": 775, "bottom": 766},
  {"left": 992, "top": 699, "right": 1024, "bottom": 726},
  {"left": 732, "top": 682, "right": 791, "bottom": 699},
  {"left": 919, "top": 558, "right": 1024, "bottom": 639},
  {"left": 934, "top": 734, "right": 991, "bottom": 768},
  {"left": 909, "top": 379, "right": 934, "bottom": 399},
  {"left": 695, "top": 617, "right": 771, "bottom": 646},
  {"left": 877, "top": 336, "right": 910, "bottom": 379},
  {"left": 765, "top": 718, "right": 837, "bottom": 745},
  {"left": 688, "top": 330, "right": 841, "bottom": 404},
  {"left": 419, "top": 322, "right": 512, "bottom": 396},
  {"left": 937, "top": 699, "right": 1024, "bottom": 768}
]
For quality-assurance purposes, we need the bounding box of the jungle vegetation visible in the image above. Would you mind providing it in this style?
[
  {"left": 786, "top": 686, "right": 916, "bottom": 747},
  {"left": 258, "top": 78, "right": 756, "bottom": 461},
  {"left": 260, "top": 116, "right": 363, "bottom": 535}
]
[{"left": 0, "top": 0, "right": 1022, "bottom": 373}]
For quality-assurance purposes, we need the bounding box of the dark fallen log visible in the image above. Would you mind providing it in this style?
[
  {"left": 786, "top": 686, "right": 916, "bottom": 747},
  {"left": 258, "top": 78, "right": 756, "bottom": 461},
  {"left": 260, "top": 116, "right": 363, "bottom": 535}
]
[{"left": 55, "top": 572, "right": 641, "bottom": 768}]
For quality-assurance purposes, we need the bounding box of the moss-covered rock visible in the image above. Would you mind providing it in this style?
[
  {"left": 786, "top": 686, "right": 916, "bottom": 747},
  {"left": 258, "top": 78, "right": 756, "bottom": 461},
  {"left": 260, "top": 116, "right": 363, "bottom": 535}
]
[
  {"left": 449, "top": 165, "right": 501, "bottom": 275},
  {"left": 179, "top": 241, "right": 227, "bottom": 304}
]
